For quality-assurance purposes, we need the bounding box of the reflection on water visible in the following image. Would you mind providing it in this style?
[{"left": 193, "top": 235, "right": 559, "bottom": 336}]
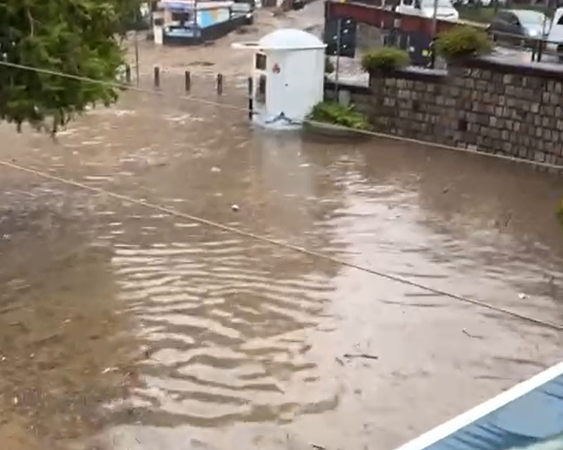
[{"left": 0, "top": 92, "right": 562, "bottom": 450}]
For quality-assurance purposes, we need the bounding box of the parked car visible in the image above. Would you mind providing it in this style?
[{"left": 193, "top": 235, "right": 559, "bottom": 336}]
[
  {"left": 546, "top": 7, "right": 563, "bottom": 59},
  {"left": 487, "top": 9, "right": 550, "bottom": 40},
  {"left": 232, "top": 0, "right": 255, "bottom": 24},
  {"left": 383, "top": 0, "right": 460, "bottom": 21}
]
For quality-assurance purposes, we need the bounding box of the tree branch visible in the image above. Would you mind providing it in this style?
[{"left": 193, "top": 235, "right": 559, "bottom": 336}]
[{"left": 25, "top": 7, "right": 34, "bottom": 37}]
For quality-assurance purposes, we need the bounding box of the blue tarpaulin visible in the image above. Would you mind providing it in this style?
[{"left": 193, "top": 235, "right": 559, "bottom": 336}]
[{"left": 395, "top": 362, "right": 563, "bottom": 450}]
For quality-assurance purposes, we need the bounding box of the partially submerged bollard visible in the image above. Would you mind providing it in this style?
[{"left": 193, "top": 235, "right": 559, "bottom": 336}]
[
  {"left": 216, "top": 73, "right": 223, "bottom": 95},
  {"left": 185, "top": 70, "right": 191, "bottom": 92},
  {"left": 153, "top": 66, "right": 160, "bottom": 88},
  {"left": 247, "top": 76, "right": 253, "bottom": 120},
  {"left": 125, "top": 64, "right": 132, "bottom": 84}
]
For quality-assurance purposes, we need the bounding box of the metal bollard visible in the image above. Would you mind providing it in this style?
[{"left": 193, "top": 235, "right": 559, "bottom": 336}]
[
  {"left": 153, "top": 66, "right": 160, "bottom": 88},
  {"left": 216, "top": 73, "right": 223, "bottom": 95},
  {"left": 537, "top": 39, "right": 544, "bottom": 62},
  {"left": 125, "top": 64, "right": 132, "bottom": 84},
  {"left": 247, "top": 76, "right": 253, "bottom": 120},
  {"left": 184, "top": 70, "right": 191, "bottom": 92}
]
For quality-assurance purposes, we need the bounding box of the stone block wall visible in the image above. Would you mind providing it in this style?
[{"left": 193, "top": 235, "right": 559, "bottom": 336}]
[{"left": 327, "top": 58, "right": 563, "bottom": 167}]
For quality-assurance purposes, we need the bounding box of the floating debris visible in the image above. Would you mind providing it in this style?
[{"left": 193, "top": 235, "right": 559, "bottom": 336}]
[{"left": 343, "top": 353, "right": 379, "bottom": 361}]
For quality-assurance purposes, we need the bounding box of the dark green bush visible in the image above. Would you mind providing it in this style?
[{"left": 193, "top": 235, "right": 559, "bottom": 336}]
[
  {"left": 307, "top": 101, "right": 369, "bottom": 130},
  {"left": 360, "top": 47, "right": 410, "bottom": 72},
  {"left": 436, "top": 26, "right": 492, "bottom": 60}
]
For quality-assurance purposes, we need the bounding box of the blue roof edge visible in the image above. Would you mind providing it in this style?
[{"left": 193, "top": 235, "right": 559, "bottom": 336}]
[{"left": 394, "top": 362, "right": 563, "bottom": 450}]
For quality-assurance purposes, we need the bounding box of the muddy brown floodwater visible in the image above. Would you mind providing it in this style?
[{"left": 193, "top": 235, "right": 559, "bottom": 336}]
[{"left": 1, "top": 7, "right": 563, "bottom": 449}]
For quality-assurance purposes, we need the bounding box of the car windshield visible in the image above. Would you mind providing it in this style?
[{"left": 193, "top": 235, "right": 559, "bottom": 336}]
[
  {"left": 420, "top": 0, "right": 453, "bottom": 7},
  {"left": 513, "top": 10, "right": 546, "bottom": 25}
]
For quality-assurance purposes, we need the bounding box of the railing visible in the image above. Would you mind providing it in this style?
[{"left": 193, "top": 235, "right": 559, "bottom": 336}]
[{"left": 486, "top": 29, "right": 563, "bottom": 63}]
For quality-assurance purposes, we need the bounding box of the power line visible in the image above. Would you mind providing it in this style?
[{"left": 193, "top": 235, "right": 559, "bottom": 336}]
[
  {"left": 0, "top": 58, "right": 561, "bottom": 171},
  {"left": 1, "top": 160, "right": 562, "bottom": 331},
  {"left": 0, "top": 59, "right": 562, "bottom": 331},
  {"left": 0, "top": 60, "right": 246, "bottom": 112}
]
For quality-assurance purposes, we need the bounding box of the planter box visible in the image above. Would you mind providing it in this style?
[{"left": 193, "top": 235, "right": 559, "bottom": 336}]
[{"left": 302, "top": 120, "right": 371, "bottom": 141}]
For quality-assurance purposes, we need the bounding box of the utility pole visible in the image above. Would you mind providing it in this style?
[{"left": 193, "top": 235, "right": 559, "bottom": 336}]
[
  {"left": 134, "top": 30, "right": 140, "bottom": 86},
  {"left": 537, "top": 0, "right": 550, "bottom": 62},
  {"left": 334, "top": 17, "right": 341, "bottom": 98},
  {"left": 431, "top": 0, "right": 438, "bottom": 39}
]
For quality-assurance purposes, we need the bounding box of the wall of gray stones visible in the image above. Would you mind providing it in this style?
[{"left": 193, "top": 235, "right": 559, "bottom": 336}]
[{"left": 331, "top": 59, "right": 563, "bottom": 167}]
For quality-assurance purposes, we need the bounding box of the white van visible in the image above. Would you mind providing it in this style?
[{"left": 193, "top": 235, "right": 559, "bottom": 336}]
[
  {"left": 546, "top": 7, "right": 563, "bottom": 60},
  {"left": 385, "top": 0, "right": 460, "bottom": 21}
]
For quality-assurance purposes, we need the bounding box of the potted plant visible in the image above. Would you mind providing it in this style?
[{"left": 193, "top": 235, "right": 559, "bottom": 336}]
[
  {"left": 304, "top": 101, "right": 370, "bottom": 138},
  {"left": 360, "top": 46, "right": 410, "bottom": 74},
  {"left": 435, "top": 26, "right": 492, "bottom": 63}
]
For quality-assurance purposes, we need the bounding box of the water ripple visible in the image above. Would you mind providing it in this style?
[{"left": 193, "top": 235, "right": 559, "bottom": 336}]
[{"left": 110, "top": 222, "right": 336, "bottom": 427}]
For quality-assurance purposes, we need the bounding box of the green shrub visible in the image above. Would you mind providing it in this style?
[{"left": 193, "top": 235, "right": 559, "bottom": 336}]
[
  {"left": 360, "top": 47, "right": 410, "bottom": 72},
  {"left": 307, "top": 101, "right": 369, "bottom": 130},
  {"left": 325, "top": 56, "right": 335, "bottom": 74},
  {"left": 435, "top": 26, "right": 492, "bottom": 60}
]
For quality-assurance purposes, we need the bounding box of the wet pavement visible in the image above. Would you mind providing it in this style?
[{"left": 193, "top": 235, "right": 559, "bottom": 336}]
[{"left": 1, "top": 3, "right": 563, "bottom": 450}]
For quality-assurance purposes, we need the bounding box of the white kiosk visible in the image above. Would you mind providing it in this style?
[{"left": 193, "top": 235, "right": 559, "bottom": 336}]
[{"left": 232, "top": 29, "right": 327, "bottom": 130}]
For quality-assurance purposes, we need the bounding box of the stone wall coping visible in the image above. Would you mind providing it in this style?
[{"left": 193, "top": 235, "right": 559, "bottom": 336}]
[
  {"left": 368, "top": 66, "right": 447, "bottom": 83},
  {"left": 461, "top": 55, "right": 563, "bottom": 81},
  {"left": 365, "top": 57, "right": 563, "bottom": 82},
  {"left": 324, "top": 78, "right": 371, "bottom": 95}
]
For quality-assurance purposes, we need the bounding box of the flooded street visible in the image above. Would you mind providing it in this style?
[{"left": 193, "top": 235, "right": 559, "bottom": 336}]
[{"left": 1, "top": 3, "right": 563, "bottom": 450}]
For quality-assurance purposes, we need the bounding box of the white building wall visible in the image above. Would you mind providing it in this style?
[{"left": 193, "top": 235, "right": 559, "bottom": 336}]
[
  {"left": 255, "top": 48, "right": 324, "bottom": 127},
  {"left": 264, "top": 51, "right": 288, "bottom": 120},
  {"left": 276, "top": 49, "right": 324, "bottom": 121}
]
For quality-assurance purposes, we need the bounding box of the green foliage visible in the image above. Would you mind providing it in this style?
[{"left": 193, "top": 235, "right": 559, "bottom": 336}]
[
  {"left": 0, "top": 0, "right": 142, "bottom": 133},
  {"left": 360, "top": 47, "right": 410, "bottom": 73},
  {"left": 307, "top": 101, "right": 369, "bottom": 130},
  {"left": 325, "top": 56, "right": 335, "bottom": 75},
  {"left": 435, "top": 26, "right": 492, "bottom": 60}
]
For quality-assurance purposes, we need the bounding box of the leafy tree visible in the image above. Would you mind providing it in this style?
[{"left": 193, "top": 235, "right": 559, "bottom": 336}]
[{"left": 0, "top": 0, "right": 141, "bottom": 133}]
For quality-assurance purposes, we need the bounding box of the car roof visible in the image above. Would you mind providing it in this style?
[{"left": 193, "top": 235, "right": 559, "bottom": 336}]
[{"left": 509, "top": 8, "right": 545, "bottom": 18}]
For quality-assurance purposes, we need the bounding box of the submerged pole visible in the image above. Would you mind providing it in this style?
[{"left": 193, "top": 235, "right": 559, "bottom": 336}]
[
  {"left": 247, "top": 76, "right": 253, "bottom": 120},
  {"left": 134, "top": 30, "right": 140, "bottom": 86},
  {"left": 185, "top": 70, "right": 191, "bottom": 92},
  {"left": 153, "top": 66, "right": 160, "bottom": 88},
  {"left": 216, "top": 73, "right": 224, "bottom": 95}
]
